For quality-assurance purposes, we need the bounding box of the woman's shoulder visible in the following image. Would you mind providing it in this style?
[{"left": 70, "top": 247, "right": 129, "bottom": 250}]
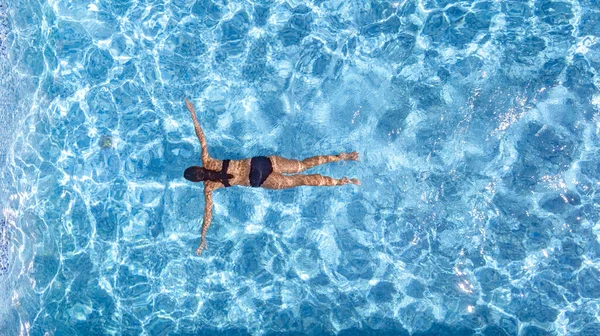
[
  {"left": 205, "top": 157, "right": 251, "bottom": 168},
  {"left": 204, "top": 158, "right": 222, "bottom": 170}
]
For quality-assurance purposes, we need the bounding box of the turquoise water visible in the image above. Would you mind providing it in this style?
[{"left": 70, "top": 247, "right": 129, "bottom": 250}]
[{"left": 1, "top": 0, "right": 600, "bottom": 335}]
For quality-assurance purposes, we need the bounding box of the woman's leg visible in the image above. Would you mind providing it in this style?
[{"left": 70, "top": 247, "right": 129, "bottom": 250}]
[
  {"left": 261, "top": 173, "right": 360, "bottom": 189},
  {"left": 270, "top": 152, "right": 359, "bottom": 174}
]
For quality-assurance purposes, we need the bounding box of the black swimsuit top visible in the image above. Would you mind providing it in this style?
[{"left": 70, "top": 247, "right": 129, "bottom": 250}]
[{"left": 221, "top": 159, "right": 231, "bottom": 187}]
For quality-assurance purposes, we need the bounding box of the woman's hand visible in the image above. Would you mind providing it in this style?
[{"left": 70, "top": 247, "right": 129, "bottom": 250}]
[{"left": 196, "top": 239, "right": 208, "bottom": 255}]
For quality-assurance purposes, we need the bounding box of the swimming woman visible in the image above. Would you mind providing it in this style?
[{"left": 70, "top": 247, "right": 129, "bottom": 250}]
[{"left": 183, "top": 98, "right": 360, "bottom": 255}]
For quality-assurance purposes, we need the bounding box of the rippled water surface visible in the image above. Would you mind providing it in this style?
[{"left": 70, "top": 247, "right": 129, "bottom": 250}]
[{"left": 1, "top": 0, "right": 600, "bottom": 335}]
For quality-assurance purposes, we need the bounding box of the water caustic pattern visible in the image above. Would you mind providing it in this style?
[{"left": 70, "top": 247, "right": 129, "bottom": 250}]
[{"left": 1, "top": 0, "right": 600, "bottom": 334}]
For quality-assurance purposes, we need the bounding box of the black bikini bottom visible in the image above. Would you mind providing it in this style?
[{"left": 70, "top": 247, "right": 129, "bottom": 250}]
[{"left": 249, "top": 156, "right": 273, "bottom": 187}]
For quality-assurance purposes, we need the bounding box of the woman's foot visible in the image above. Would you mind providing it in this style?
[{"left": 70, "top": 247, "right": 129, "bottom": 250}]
[
  {"left": 340, "top": 177, "right": 361, "bottom": 185},
  {"left": 339, "top": 151, "right": 359, "bottom": 161}
]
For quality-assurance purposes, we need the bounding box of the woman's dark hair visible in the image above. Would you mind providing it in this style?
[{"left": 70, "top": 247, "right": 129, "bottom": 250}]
[{"left": 184, "top": 166, "right": 233, "bottom": 182}]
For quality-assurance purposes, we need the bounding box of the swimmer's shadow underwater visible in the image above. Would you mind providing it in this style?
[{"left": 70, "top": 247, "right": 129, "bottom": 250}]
[{"left": 182, "top": 98, "right": 360, "bottom": 255}]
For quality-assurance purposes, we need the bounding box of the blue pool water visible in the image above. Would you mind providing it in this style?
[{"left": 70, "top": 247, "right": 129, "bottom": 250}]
[{"left": 1, "top": 0, "right": 600, "bottom": 335}]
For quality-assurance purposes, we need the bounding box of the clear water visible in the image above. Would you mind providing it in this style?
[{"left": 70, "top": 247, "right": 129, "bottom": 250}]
[{"left": 1, "top": 0, "right": 600, "bottom": 335}]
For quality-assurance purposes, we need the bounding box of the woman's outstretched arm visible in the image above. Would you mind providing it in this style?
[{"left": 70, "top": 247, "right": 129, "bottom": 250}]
[
  {"left": 185, "top": 98, "right": 210, "bottom": 165},
  {"left": 196, "top": 185, "right": 215, "bottom": 255}
]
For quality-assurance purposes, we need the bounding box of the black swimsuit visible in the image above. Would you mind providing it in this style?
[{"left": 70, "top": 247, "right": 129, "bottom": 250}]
[
  {"left": 249, "top": 156, "right": 272, "bottom": 187},
  {"left": 220, "top": 159, "right": 231, "bottom": 187},
  {"left": 220, "top": 156, "right": 272, "bottom": 188}
]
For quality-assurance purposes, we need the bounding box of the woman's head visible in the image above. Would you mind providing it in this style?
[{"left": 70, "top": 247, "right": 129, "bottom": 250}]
[
  {"left": 184, "top": 166, "right": 234, "bottom": 182},
  {"left": 184, "top": 166, "right": 207, "bottom": 182}
]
